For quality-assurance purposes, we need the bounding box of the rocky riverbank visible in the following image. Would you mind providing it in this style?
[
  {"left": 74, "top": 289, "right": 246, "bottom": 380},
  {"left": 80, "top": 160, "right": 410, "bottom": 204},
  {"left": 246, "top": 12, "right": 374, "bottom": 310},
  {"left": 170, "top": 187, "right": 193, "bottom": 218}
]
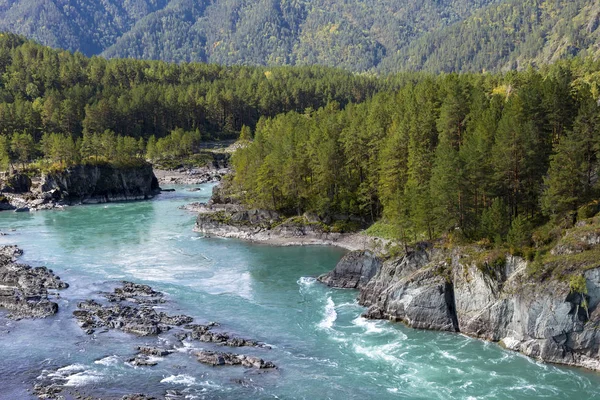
[
  {"left": 319, "top": 237, "right": 600, "bottom": 371},
  {"left": 154, "top": 166, "right": 229, "bottom": 186},
  {"left": 0, "top": 163, "right": 161, "bottom": 212},
  {"left": 192, "top": 201, "right": 390, "bottom": 251},
  {"left": 0, "top": 245, "right": 68, "bottom": 319},
  {"left": 154, "top": 150, "right": 231, "bottom": 185}
]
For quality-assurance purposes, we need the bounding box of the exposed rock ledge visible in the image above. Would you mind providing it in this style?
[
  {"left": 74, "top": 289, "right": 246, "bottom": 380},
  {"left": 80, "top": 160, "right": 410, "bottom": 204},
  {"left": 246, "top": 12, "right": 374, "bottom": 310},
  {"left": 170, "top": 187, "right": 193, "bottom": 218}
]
[
  {"left": 0, "top": 163, "right": 160, "bottom": 211},
  {"left": 320, "top": 248, "right": 600, "bottom": 371},
  {"left": 0, "top": 245, "right": 69, "bottom": 319},
  {"left": 193, "top": 204, "right": 389, "bottom": 252}
]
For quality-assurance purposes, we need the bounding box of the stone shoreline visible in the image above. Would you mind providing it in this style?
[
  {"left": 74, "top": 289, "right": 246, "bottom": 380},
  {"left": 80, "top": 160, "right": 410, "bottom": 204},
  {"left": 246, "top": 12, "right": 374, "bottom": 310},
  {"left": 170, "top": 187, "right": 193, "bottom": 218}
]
[{"left": 191, "top": 203, "right": 390, "bottom": 253}]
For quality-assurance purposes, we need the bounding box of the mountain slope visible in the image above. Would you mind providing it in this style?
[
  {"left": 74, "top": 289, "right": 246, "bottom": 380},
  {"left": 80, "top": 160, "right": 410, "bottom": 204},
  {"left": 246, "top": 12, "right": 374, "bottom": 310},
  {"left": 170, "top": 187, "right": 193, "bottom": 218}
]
[
  {"left": 0, "top": 0, "right": 168, "bottom": 55},
  {"left": 0, "top": 0, "right": 499, "bottom": 71},
  {"left": 388, "top": 0, "right": 600, "bottom": 73},
  {"left": 1, "top": 0, "right": 599, "bottom": 72}
]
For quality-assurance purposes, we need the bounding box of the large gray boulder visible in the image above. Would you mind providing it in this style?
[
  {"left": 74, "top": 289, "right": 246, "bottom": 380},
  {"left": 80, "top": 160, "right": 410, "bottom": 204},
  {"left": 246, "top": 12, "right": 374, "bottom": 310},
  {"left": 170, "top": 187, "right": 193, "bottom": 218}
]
[{"left": 318, "top": 250, "right": 382, "bottom": 289}]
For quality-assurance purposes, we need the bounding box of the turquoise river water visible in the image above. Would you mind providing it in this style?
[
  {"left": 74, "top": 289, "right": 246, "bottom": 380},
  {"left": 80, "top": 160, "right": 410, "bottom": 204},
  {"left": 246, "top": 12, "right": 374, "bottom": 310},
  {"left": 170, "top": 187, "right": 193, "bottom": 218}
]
[{"left": 1, "top": 183, "right": 600, "bottom": 399}]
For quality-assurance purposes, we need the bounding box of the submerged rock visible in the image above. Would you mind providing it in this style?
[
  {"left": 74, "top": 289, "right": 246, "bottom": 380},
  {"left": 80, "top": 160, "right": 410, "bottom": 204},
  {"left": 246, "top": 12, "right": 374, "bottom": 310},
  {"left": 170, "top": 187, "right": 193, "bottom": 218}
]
[
  {"left": 182, "top": 323, "right": 264, "bottom": 347},
  {"left": 194, "top": 350, "right": 276, "bottom": 369},
  {"left": 0, "top": 245, "right": 68, "bottom": 319}
]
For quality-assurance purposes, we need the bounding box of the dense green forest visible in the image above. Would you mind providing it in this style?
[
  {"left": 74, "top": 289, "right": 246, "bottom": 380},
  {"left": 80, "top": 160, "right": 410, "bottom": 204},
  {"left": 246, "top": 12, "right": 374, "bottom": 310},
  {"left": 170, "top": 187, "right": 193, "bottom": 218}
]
[
  {"left": 232, "top": 58, "right": 600, "bottom": 247},
  {"left": 0, "top": 32, "right": 386, "bottom": 144},
  {"left": 6, "top": 0, "right": 598, "bottom": 73},
  {"left": 2, "top": 33, "right": 600, "bottom": 251}
]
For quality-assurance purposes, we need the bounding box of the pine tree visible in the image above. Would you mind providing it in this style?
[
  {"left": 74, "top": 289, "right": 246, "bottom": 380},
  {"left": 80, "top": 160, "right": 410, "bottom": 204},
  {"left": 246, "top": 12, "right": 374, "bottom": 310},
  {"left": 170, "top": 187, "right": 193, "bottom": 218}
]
[
  {"left": 0, "top": 135, "right": 10, "bottom": 171},
  {"left": 541, "top": 95, "right": 600, "bottom": 217}
]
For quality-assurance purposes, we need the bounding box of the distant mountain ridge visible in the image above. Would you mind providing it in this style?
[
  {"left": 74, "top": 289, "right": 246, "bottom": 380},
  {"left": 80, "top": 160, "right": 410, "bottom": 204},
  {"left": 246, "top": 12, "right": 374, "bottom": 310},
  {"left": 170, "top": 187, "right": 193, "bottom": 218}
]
[{"left": 0, "top": 0, "right": 598, "bottom": 72}]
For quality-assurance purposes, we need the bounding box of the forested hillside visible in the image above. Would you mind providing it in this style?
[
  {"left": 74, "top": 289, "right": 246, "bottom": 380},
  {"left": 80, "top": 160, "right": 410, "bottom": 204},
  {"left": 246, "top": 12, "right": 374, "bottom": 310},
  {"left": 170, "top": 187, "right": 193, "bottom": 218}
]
[
  {"left": 2, "top": 0, "right": 600, "bottom": 73},
  {"left": 391, "top": 0, "right": 600, "bottom": 73},
  {"left": 0, "top": 33, "right": 383, "bottom": 142},
  {"left": 231, "top": 58, "right": 600, "bottom": 248}
]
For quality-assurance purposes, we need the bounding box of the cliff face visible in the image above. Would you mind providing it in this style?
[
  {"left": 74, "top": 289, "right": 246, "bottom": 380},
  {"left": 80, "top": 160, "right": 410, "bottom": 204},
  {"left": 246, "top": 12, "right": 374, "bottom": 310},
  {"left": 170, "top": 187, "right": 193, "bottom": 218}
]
[
  {"left": 321, "top": 248, "right": 600, "bottom": 371},
  {"left": 1, "top": 163, "right": 160, "bottom": 211},
  {"left": 42, "top": 163, "right": 160, "bottom": 204}
]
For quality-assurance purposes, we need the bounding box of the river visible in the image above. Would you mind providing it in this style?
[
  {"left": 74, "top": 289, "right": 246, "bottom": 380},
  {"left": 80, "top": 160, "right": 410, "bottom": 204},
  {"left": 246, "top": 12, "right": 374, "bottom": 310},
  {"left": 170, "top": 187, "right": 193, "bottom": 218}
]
[{"left": 1, "top": 183, "right": 599, "bottom": 399}]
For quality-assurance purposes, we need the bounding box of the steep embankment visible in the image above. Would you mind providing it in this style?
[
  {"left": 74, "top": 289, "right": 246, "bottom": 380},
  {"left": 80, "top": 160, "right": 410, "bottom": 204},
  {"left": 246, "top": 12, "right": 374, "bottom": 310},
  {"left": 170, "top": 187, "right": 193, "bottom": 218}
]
[
  {"left": 0, "top": 163, "right": 160, "bottom": 211},
  {"left": 319, "top": 228, "right": 600, "bottom": 371}
]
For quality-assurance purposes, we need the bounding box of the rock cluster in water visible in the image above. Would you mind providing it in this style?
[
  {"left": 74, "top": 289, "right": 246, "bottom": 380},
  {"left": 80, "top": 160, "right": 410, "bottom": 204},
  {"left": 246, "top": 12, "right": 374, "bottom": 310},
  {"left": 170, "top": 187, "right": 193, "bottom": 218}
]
[
  {"left": 36, "top": 280, "right": 276, "bottom": 399},
  {"left": 73, "top": 281, "right": 274, "bottom": 362},
  {"left": 0, "top": 245, "right": 69, "bottom": 319},
  {"left": 194, "top": 350, "right": 276, "bottom": 368}
]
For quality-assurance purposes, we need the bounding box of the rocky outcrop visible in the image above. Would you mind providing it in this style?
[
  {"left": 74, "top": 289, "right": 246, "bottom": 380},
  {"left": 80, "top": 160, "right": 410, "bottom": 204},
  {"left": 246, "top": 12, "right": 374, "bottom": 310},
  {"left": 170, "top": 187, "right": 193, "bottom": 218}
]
[
  {"left": 41, "top": 163, "right": 160, "bottom": 204},
  {"left": 1, "top": 163, "right": 160, "bottom": 211},
  {"left": 320, "top": 243, "right": 600, "bottom": 370},
  {"left": 0, "top": 173, "right": 31, "bottom": 193},
  {"left": 194, "top": 207, "right": 365, "bottom": 248},
  {"left": 74, "top": 281, "right": 268, "bottom": 348},
  {"left": 359, "top": 249, "right": 459, "bottom": 332},
  {"left": 318, "top": 250, "right": 382, "bottom": 289},
  {"left": 73, "top": 282, "right": 191, "bottom": 336},
  {"left": 0, "top": 245, "right": 69, "bottom": 319}
]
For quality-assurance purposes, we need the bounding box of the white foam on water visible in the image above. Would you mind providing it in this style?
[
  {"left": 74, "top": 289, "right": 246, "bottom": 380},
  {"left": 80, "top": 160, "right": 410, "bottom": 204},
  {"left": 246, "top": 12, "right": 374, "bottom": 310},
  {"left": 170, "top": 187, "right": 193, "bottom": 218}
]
[
  {"left": 352, "top": 316, "right": 385, "bottom": 334},
  {"left": 440, "top": 350, "right": 460, "bottom": 361},
  {"left": 353, "top": 342, "right": 404, "bottom": 366},
  {"left": 94, "top": 355, "right": 120, "bottom": 366},
  {"left": 297, "top": 276, "right": 316, "bottom": 286},
  {"left": 160, "top": 374, "right": 197, "bottom": 386},
  {"left": 45, "top": 364, "right": 86, "bottom": 379},
  {"left": 63, "top": 371, "right": 104, "bottom": 387},
  {"left": 318, "top": 297, "right": 337, "bottom": 330}
]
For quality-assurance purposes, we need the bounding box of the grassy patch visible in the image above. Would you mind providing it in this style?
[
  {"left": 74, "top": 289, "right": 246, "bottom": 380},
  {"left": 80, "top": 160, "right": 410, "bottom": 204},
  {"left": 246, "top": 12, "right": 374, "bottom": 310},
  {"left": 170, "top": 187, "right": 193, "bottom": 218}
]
[{"left": 364, "top": 220, "right": 400, "bottom": 240}]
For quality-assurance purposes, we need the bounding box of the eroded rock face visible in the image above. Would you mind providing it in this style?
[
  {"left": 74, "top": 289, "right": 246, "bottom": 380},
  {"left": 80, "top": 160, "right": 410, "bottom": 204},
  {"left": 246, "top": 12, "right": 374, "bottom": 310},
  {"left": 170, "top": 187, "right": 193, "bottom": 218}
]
[
  {"left": 0, "top": 173, "right": 31, "bottom": 193},
  {"left": 42, "top": 163, "right": 160, "bottom": 204},
  {"left": 1, "top": 163, "right": 160, "bottom": 212},
  {"left": 0, "top": 245, "right": 68, "bottom": 319},
  {"left": 318, "top": 250, "right": 382, "bottom": 290},
  {"left": 359, "top": 250, "right": 458, "bottom": 332},
  {"left": 319, "top": 244, "right": 600, "bottom": 370}
]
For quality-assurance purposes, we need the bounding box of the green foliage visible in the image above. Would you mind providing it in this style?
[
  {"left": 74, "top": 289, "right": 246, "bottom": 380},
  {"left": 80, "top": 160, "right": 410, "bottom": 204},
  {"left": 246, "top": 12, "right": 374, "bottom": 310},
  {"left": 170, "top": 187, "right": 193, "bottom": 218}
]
[
  {"left": 0, "top": 135, "right": 9, "bottom": 170},
  {"left": 578, "top": 202, "right": 600, "bottom": 221},
  {"left": 569, "top": 274, "right": 587, "bottom": 293},
  {"left": 507, "top": 215, "right": 533, "bottom": 249},
  {"left": 479, "top": 199, "right": 510, "bottom": 245},
  {"left": 541, "top": 96, "right": 600, "bottom": 218},
  {"left": 10, "top": 131, "right": 35, "bottom": 168},
  {"left": 239, "top": 125, "right": 253, "bottom": 142},
  {"left": 0, "top": 33, "right": 383, "bottom": 145}
]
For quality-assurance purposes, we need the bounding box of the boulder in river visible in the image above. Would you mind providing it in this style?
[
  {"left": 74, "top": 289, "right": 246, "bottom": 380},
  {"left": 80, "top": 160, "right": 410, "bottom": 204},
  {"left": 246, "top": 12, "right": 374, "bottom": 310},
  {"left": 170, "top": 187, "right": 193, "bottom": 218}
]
[
  {"left": 194, "top": 350, "right": 276, "bottom": 369},
  {"left": 318, "top": 250, "right": 382, "bottom": 290},
  {"left": 0, "top": 245, "right": 69, "bottom": 319}
]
